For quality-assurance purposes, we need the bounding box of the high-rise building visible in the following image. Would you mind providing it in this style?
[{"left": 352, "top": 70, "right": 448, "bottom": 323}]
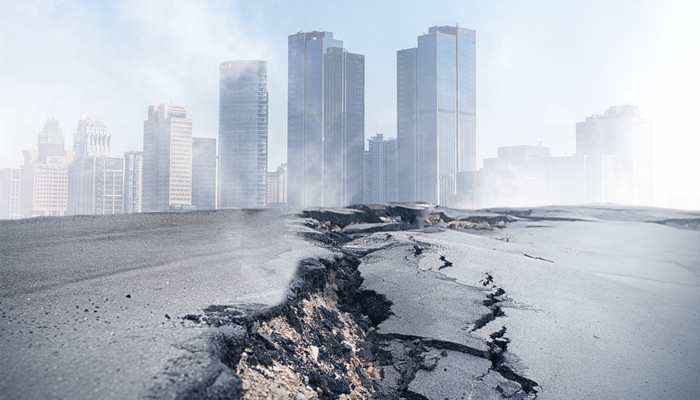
[
  {"left": 576, "top": 105, "right": 654, "bottom": 205},
  {"left": 73, "top": 117, "right": 110, "bottom": 159},
  {"left": 287, "top": 31, "right": 365, "bottom": 208},
  {"left": 218, "top": 60, "right": 268, "bottom": 208},
  {"left": 68, "top": 117, "right": 124, "bottom": 215},
  {"left": 363, "top": 134, "right": 398, "bottom": 204},
  {"left": 397, "top": 25, "right": 476, "bottom": 205},
  {"left": 266, "top": 163, "right": 288, "bottom": 207},
  {"left": 142, "top": 104, "right": 193, "bottom": 212},
  {"left": 68, "top": 156, "right": 124, "bottom": 215},
  {"left": 20, "top": 118, "right": 74, "bottom": 217},
  {"left": 192, "top": 137, "right": 216, "bottom": 210},
  {"left": 0, "top": 168, "right": 21, "bottom": 219},
  {"left": 123, "top": 151, "right": 143, "bottom": 214}
]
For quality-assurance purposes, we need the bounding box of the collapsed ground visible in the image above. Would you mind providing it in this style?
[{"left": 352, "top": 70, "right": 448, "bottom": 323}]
[{"left": 152, "top": 204, "right": 540, "bottom": 399}]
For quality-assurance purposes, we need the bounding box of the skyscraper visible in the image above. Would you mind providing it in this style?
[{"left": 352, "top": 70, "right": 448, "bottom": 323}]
[
  {"left": 73, "top": 117, "right": 110, "bottom": 159},
  {"left": 397, "top": 25, "right": 476, "bottom": 205},
  {"left": 287, "top": 31, "right": 365, "bottom": 208},
  {"left": 20, "top": 118, "right": 74, "bottom": 217},
  {"left": 68, "top": 117, "right": 124, "bottom": 215},
  {"left": 576, "top": 105, "right": 654, "bottom": 205},
  {"left": 142, "top": 104, "right": 193, "bottom": 212},
  {"left": 123, "top": 151, "right": 143, "bottom": 214},
  {"left": 364, "top": 134, "right": 398, "bottom": 204},
  {"left": 218, "top": 60, "right": 268, "bottom": 208},
  {"left": 192, "top": 137, "right": 216, "bottom": 210}
]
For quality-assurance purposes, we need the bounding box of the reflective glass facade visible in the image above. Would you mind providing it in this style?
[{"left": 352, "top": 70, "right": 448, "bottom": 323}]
[
  {"left": 287, "top": 31, "right": 364, "bottom": 208},
  {"left": 218, "top": 60, "right": 268, "bottom": 208},
  {"left": 398, "top": 25, "right": 476, "bottom": 205}
]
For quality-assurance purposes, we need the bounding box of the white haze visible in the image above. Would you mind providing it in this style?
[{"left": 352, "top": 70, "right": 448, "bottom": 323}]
[{"left": 0, "top": 0, "right": 698, "bottom": 209}]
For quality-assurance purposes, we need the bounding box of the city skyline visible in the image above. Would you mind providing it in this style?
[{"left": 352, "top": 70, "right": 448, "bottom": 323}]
[{"left": 1, "top": 0, "right": 698, "bottom": 209}]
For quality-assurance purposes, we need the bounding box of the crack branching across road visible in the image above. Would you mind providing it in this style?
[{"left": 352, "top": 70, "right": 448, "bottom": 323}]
[{"left": 158, "top": 205, "right": 539, "bottom": 399}]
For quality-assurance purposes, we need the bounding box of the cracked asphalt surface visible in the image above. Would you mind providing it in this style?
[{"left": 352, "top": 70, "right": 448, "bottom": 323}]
[
  {"left": 0, "top": 210, "right": 328, "bottom": 399},
  {"left": 1, "top": 204, "right": 699, "bottom": 399}
]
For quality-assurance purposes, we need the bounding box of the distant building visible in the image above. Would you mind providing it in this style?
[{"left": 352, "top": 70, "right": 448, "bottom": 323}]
[
  {"left": 123, "top": 151, "right": 143, "bottom": 214},
  {"left": 73, "top": 117, "right": 110, "bottom": 159},
  {"left": 576, "top": 105, "right": 654, "bottom": 205},
  {"left": 68, "top": 156, "right": 124, "bottom": 215},
  {"left": 266, "top": 163, "right": 287, "bottom": 208},
  {"left": 142, "top": 104, "right": 193, "bottom": 212},
  {"left": 20, "top": 118, "right": 74, "bottom": 217},
  {"left": 287, "top": 31, "right": 364, "bottom": 208},
  {"left": 476, "top": 145, "right": 550, "bottom": 207},
  {"left": 0, "top": 168, "right": 21, "bottom": 219},
  {"left": 398, "top": 25, "right": 476, "bottom": 206},
  {"left": 192, "top": 137, "right": 216, "bottom": 210},
  {"left": 364, "top": 134, "right": 398, "bottom": 204},
  {"left": 218, "top": 60, "right": 268, "bottom": 208},
  {"left": 68, "top": 117, "right": 124, "bottom": 215}
]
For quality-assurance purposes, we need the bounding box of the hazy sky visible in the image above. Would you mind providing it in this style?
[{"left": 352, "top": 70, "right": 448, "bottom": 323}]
[{"left": 1, "top": 0, "right": 698, "bottom": 209}]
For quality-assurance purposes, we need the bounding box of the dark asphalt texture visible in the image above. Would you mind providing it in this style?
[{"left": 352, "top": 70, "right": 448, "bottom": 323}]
[{"left": 0, "top": 209, "right": 321, "bottom": 399}]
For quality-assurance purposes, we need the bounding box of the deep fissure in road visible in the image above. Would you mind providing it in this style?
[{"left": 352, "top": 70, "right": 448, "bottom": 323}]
[{"left": 155, "top": 206, "right": 539, "bottom": 399}]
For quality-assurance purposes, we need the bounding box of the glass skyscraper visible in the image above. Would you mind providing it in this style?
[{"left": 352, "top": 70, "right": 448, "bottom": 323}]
[
  {"left": 218, "top": 60, "right": 268, "bottom": 208},
  {"left": 397, "top": 25, "right": 476, "bottom": 205},
  {"left": 287, "top": 31, "right": 364, "bottom": 208},
  {"left": 142, "top": 104, "right": 193, "bottom": 212}
]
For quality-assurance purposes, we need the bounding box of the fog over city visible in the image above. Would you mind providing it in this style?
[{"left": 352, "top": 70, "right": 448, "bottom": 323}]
[{"left": 1, "top": 0, "right": 698, "bottom": 209}]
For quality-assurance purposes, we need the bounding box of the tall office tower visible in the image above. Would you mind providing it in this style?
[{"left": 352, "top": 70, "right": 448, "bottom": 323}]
[
  {"left": 73, "top": 117, "right": 110, "bottom": 158},
  {"left": 192, "top": 137, "right": 216, "bottom": 210},
  {"left": 123, "top": 151, "right": 143, "bottom": 214},
  {"left": 287, "top": 31, "right": 365, "bottom": 208},
  {"left": 142, "top": 104, "right": 193, "bottom": 212},
  {"left": 397, "top": 25, "right": 476, "bottom": 205},
  {"left": 68, "top": 117, "right": 124, "bottom": 215},
  {"left": 363, "top": 134, "right": 398, "bottom": 204},
  {"left": 576, "top": 105, "right": 654, "bottom": 205},
  {"left": 218, "top": 61, "right": 268, "bottom": 208},
  {"left": 68, "top": 156, "right": 124, "bottom": 215},
  {"left": 266, "top": 163, "right": 288, "bottom": 207},
  {"left": 39, "top": 117, "right": 64, "bottom": 145},
  {"left": 0, "top": 168, "right": 21, "bottom": 219},
  {"left": 20, "top": 118, "right": 74, "bottom": 217}
]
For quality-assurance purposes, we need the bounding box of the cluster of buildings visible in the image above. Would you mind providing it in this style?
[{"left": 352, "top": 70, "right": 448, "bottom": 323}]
[{"left": 0, "top": 25, "right": 655, "bottom": 219}]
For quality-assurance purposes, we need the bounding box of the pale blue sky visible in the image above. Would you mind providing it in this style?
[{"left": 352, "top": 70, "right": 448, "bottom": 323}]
[{"left": 1, "top": 0, "right": 698, "bottom": 208}]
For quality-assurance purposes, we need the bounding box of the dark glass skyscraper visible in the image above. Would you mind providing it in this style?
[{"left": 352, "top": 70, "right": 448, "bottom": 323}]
[
  {"left": 398, "top": 25, "right": 476, "bottom": 205},
  {"left": 218, "top": 60, "right": 268, "bottom": 208},
  {"left": 287, "top": 31, "right": 364, "bottom": 208}
]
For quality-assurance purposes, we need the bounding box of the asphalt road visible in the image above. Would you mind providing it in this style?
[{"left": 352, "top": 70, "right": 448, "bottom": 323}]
[{"left": 0, "top": 209, "right": 326, "bottom": 399}]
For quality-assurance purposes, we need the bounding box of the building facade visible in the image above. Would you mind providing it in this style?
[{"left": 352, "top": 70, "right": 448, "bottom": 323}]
[
  {"left": 397, "top": 25, "right": 476, "bottom": 205},
  {"left": 68, "top": 117, "right": 124, "bottom": 215},
  {"left": 266, "top": 163, "right": 288, "bottom": 207},
  {"left": 363, "top": 134, "right": 398, "bottom": 204},
  {"left": 142, "top": 104, "right": 193, "bottom": 212},
  {"left": 123, "top": 151, "right": 143, "bottom": 214},
  {"left": 287, "top": 31, "right": 365, "bottom": 208},
  {"left": 192, "top": 137, "right": 216, "bottom": 210},
  {"left": 218, "top": 60, "right": 268, "bottom": 208},
  {"left": 68, "top": 156, "right": 124, "bottom": 215},
  {"left": 73, "top": 117, "right": 110, "bottom": 159},
  {"left": 576, "top": 105, "right": 654, "bottom": 205},
  {"left": 20, "top": 118, "right": 74, "bottom": 217},
  {"left": 0, "top": 168, "right": 21, "bottom": 219}
]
